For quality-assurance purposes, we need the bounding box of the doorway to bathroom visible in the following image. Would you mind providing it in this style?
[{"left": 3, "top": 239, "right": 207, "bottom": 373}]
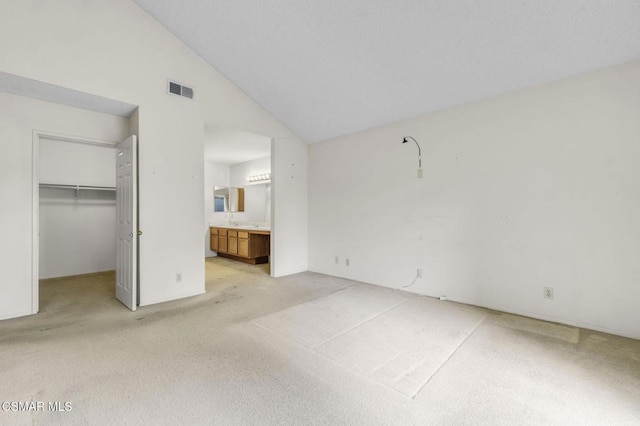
[{"left": 203, "top": 124, "right": 273, "bottom": 277}]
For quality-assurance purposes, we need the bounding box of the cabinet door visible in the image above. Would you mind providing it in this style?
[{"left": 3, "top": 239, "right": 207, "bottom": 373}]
[
  {"left": 228, "top": 236, "right": 238, "bottom": 254},
  {"left": 211, "top": 228, "right": 219, "bottom": 251},
  {"left": 238, "top": 238, "right": 249, "bottom": 257},
  {"left": 219, "top": 236, "right": 228, "bottom": 253}
]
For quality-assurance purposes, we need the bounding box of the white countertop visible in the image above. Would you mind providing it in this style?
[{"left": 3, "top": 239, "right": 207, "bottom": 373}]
[{"left": 210, "top": 223, "right": 271, "bottom": 231}]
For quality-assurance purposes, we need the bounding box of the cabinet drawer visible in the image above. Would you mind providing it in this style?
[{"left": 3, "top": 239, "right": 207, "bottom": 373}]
[
  {"left": 218, "top": 228, "right": 228, "bottom": 236},
  {"left": 228, "top": 230, "right": 238, "bottom": 237},
  {"left": 211, "top": 227, "right": 219, "bottom": 236},
  {"left": 238, "top": 231, "right": 249, "bottom": 239}
]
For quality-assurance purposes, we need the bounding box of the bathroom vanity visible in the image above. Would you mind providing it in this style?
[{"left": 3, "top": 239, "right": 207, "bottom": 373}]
[{"left": 210, "top": 226, "right": 270, "bottom": 264}]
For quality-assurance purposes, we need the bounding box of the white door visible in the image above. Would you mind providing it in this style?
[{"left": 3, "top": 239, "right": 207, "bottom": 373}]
[{"left": 115, "top": 135, "right": 137, "bottom": 311}]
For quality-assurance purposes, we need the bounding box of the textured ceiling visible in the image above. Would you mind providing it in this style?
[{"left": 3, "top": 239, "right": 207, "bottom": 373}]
[{"left": 134, "top": 0, "right": 640, "bottom": 143}]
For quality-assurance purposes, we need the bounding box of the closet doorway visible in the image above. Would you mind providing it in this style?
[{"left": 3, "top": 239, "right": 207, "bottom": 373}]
[{"left": 32, "top": 131, "right": 138, "bottom": 313}]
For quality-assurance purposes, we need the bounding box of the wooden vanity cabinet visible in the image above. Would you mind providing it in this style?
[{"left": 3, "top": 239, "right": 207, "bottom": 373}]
[
  {"left": 238, "top": 231, "right": 249, "bottom": 257},
  {"left": 218, "top": 228, "right": 228, "bottom": 253},
  {"left": 227, "top": 230, "right": 238, "bottom": 255},
  {"left": 210, "top": 227, "right": 270, "bottom": 264},
  {"left": 210, "top": 227, "right": 219, "bottom": 251}
]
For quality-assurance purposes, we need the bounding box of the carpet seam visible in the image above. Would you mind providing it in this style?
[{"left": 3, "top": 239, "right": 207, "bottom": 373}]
[
  {"left": 250, "top": 320, "right": 414, "bottom": 399},
  {"left": 311, "top": 298, "right": 410, "bottom": 349},
  {"left": 409, "top": 314, "right": 488, "bottom": 400}
]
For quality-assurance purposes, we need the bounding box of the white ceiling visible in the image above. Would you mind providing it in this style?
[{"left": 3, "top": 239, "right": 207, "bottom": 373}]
[
  {"left": 204, "top": 124, "right": 271, "bottom": 165},
  {"left": 134, "top": 0, "right": 640, "bottom": 143}
]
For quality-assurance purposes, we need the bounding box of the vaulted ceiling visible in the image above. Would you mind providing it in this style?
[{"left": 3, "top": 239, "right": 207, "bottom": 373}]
[{"left": 133, "top": 0, "right": 640, "bottom": 143}]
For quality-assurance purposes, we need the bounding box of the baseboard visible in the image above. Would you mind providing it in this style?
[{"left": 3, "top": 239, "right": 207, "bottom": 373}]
[
  {"left": 307, "top": 270, "right": 640, "bottom": 341},
  {"left": 477, "top": 304, "right": 640, "bottom": 341},
  {"left": 423, "top": 295, "right": 640, "bottom": 341},
  {"left": 0, "top": 310, "right": 33, "bottom": 321},
  {"left": 272, "top": 266, "right": 309, "bottom": 278},
  {"left": 139, "top": 289, "right": 206, "bottom": 307},
  {"left": 40, "top": 270, "right": 115, "bottom": 282}
]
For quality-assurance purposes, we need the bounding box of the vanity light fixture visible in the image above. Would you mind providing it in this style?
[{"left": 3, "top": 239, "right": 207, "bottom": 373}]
[
  {"left": 402, "top": 136, "right": 423, "bottom": 178},
  {"left": 248, "top": 173, "right": 271, "bottom": 183}
]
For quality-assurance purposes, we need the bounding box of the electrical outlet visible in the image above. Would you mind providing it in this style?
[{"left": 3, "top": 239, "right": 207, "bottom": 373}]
[
  {"left": 176, "top": 273, "right": 182, "bottom": 283},
  {"left": 345, "top": 258, "right": 350, "bottom": 266},
  {"left": 544, "top": 287, "right": 553, "bottom": 300},
  {"left": 335, "top": 256, "right": 339, "bottom": 264},
  {"left": 417, "top": 268, "right": 423, "bottom": 278}
]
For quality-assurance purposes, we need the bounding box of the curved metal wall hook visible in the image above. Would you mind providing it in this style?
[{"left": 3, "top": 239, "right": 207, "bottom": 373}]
[{"left": 402, "top": 136, "right": 422, "bottom": 169}]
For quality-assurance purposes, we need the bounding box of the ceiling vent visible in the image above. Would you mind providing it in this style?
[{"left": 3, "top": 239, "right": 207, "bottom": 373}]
[{"left": 167, "top": 80, "right": 194, "bottom": 100}]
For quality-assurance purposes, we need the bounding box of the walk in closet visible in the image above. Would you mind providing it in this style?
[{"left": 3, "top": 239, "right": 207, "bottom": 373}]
[{"left": 38, "top": 137, "right": 118, "bottom": 280}]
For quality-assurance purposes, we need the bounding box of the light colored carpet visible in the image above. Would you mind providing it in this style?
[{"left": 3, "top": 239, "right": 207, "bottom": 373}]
[
  {"left": 489, "top": 313, "right": 580, "bottom": 344},
  {"left": 317, "top": 296, "right": 487, "bottom": 397},
  {"left": 1, "top": 257, "right": 639, "bottom": 425},
  {"left": 255, "top": 289, "right": 487, "bottom": 397},
  {"left": 253, "top": 284, "right": 408, "bottom": 348}
]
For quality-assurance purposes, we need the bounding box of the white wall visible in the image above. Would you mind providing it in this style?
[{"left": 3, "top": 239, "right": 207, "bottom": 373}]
[
  {"left": 40, "top": 138, "right": 116, "bottom": 187},
  {"left": 230, "top": 156, "right": 271, "bottom": 223},
  {"left": 0, "top": 0, "right": 308, "bottom": 319},
  {"left": 309, "top": 60, "right": 640, "bottom": 339},
  {"left": 39, "top": 188, "right": 117, "bottom": 279},
  {"left": 273, "top": 137, "right": 309, "bottom": 277},
  {"left": 0, "top": 92, "right": 129, "bottom": 319},
  {"left": 244, "top": 184, "right": 271, "bottom": 223}
]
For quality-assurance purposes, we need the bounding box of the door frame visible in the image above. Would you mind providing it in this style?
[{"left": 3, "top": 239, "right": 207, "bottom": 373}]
[{"left": 31, "top": 130, "right": 119, "bottom": 314}]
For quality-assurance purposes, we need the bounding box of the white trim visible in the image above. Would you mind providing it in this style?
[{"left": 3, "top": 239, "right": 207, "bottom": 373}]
[
  {"left": 33, "top": 129, "right": 118, "bottom": 147},
  {"left": 269, "top": 138, "right": 275, "bottom": 278},
  {"left": 139, "top": 290, "right": 206, "bottom": 307},
  {"left": 32, "top": 132, "right": 39, "bottom": 314},
  {"left": 341, "top": 282, "right": 640, "bottom": 341},
  {"left": 470, "top": 303, "right": 640, "bottom": 341},
  {"left": 0, "top": 311, "right": 34, "bottom": 321},
  {"left": 31, "top": 130, "right": 119, "bottom": 315}
]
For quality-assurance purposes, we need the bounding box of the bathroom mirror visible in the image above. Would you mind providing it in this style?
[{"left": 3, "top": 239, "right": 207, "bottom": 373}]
[{"left": 214, "top": 187, "right": 245, "bottom": 212}]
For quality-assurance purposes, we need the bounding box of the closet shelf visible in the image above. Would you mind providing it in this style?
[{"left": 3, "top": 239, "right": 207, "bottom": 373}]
[{"left": 39, "top": 183, "right": 116, "bottom": 191}]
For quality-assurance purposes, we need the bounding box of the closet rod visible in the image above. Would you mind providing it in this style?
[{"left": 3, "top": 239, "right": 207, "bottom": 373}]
[{"left": 39, "top": 183, "right": 116, "bottom": 191}]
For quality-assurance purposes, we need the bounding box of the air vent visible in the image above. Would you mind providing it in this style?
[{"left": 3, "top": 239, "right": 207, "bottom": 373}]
[
  {"left": 181, "top": 86, "right": 194, "bottom": 99},
  {"left": 167, "top": 80, "right": 194, "bottom": 100},
  {"left": 168, "top": 81, "right": 181, "bottom": 95}
]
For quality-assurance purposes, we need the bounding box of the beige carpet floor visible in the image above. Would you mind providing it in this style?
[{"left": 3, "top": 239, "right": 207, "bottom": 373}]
[{"left": 1, "top": 257, "right": 639, "bottom": 425}]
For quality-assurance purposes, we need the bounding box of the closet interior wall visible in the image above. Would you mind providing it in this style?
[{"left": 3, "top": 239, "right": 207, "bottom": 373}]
[{"left": 37, "top": 123, "right": 130, "bottom": 280}]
